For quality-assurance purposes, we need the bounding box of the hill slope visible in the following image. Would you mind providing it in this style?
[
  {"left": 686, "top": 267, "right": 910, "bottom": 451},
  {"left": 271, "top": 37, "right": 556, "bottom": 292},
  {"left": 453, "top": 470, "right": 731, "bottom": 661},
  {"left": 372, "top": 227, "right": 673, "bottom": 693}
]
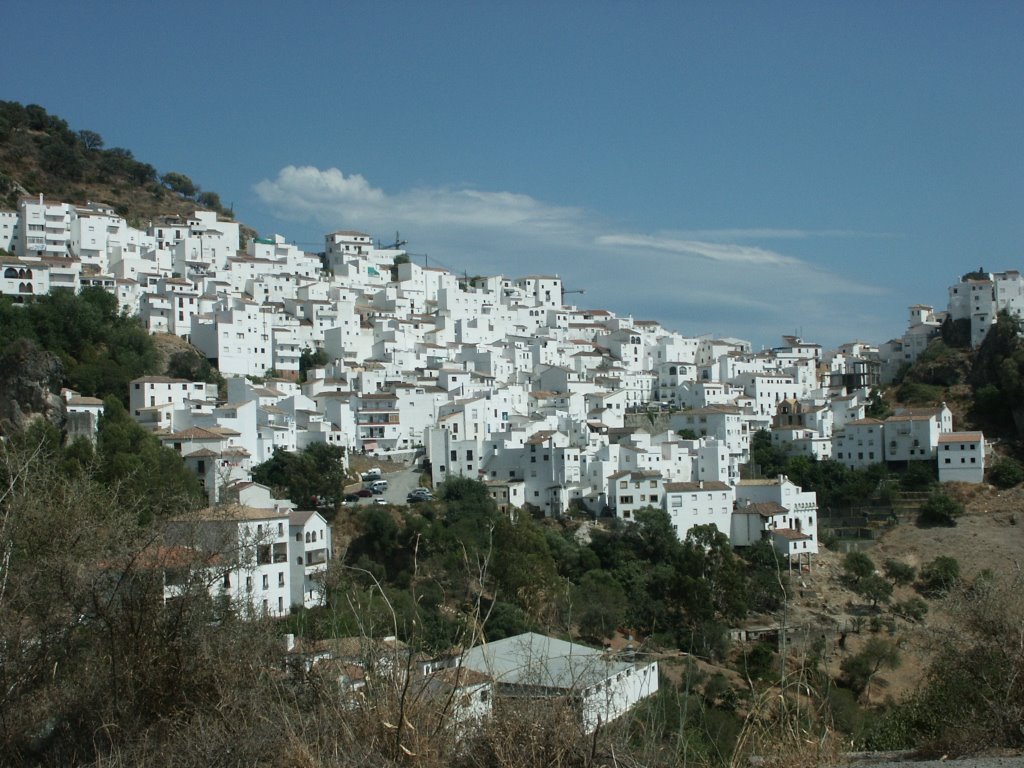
[{"left": 0, "top": 101, "right": 241, "bottom": 231}]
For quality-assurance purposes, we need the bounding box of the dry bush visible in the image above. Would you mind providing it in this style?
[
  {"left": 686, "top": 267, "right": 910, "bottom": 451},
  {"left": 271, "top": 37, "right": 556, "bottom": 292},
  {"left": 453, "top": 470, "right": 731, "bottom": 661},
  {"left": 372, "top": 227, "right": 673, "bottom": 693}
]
[{"left": 729, "top": 676, "right": 843, "bottom": 768}]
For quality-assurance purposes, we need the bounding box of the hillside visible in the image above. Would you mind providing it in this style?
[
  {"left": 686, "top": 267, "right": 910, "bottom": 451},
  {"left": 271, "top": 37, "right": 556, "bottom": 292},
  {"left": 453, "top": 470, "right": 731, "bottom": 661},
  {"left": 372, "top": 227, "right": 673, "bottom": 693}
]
[{"left": 0, "top": 101, "right": 246, "bottom": 234}]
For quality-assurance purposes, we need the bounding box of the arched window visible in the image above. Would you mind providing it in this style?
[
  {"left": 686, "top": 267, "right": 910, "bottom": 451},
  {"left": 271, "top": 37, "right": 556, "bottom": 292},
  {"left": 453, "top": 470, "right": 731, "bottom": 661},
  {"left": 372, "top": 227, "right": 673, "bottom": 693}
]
[
  {"left": 3, "top": 267, "right": 17, "bottom": 279},
  {"left": 18, "top": 282, "right": 32, "bottom": 293}
]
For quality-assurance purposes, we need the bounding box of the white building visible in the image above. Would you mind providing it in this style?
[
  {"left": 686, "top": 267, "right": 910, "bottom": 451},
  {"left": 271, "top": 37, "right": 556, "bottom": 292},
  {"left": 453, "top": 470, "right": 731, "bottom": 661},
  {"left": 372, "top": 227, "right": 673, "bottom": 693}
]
[
  {"left": 734, "top": 476, "right": 818, "bottom": 570},
  {"left": 165, "top": 504, "right": 294, "bottom": 618},
  {"left": 288, "top": 509, "right": 332, "bottom": 608},
  {"left": 662, "top": 480, "right": 734, "bottom": 541},
  {"left": 937, "top": 432, "right": 985, "bottom": 484},
  {"left": 458, "top": 632, "right": 658, "bottom": 734}
]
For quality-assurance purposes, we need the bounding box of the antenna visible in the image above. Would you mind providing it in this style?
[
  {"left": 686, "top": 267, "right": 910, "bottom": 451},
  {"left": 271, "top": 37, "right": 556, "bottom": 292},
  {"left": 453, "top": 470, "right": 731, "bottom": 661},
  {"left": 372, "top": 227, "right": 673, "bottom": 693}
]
[{"left": 382, "top": 230, "right": 407, "bottom": 250}]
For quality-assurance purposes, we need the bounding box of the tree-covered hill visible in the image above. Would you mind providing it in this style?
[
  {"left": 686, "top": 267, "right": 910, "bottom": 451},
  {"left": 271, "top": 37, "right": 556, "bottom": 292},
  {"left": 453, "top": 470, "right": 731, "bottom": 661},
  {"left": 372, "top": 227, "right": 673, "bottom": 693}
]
[
  {"left": 0, "top": 287, "right": 160, "bottom": 405},
  {"left": 0, "top": 101, "right": 238, "bottom": 229}
]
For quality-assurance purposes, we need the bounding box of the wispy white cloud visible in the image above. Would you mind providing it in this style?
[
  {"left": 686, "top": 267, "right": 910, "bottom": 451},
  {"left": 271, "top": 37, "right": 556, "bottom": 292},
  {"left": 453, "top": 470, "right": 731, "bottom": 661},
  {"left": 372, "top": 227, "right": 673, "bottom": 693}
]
[
  {"left": 665, "top": 228, "right": 894, "bottom": 240},
  {"left": 254, "top": 165, "right": 585, "bottom": 236},
  {"left": 253, "top": 164, "right": 893, "bottom": 346},
  {"left": 594, "top": 234, "right": 803, "bottom": 266}
]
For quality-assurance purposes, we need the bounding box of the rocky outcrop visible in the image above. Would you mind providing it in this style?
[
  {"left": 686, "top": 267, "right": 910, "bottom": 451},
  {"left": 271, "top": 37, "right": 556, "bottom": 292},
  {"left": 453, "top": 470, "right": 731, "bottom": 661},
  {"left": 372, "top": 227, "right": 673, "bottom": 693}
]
[{"left": 0, "top": 339, "right": 66, "bottom": 434}]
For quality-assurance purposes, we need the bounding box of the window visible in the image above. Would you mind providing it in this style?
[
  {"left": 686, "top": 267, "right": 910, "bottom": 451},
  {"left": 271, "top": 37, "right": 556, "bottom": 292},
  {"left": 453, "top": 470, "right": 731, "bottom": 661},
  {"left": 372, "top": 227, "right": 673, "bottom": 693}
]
[
  {"left": 246, "top": 576, "right": 253, "bottom": 591},
  {"left": 278, "top": 572, "right": 285, "bottom": 587},
  {"left": 262, "top": 575, "right": 269, "bottom": 590}
]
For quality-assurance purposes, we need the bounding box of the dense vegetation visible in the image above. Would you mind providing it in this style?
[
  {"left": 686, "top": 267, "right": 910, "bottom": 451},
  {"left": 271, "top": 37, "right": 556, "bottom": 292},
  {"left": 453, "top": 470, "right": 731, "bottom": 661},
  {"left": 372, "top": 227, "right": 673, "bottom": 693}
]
[
  {"left": 0, "top": 100, "right": 235, "bottom": 226},
  {"left": 252, "top": 442, "right": 347, "bottom": 509},
  {"left": 0, "top": 287, "right": 159, "bottom": 401}
]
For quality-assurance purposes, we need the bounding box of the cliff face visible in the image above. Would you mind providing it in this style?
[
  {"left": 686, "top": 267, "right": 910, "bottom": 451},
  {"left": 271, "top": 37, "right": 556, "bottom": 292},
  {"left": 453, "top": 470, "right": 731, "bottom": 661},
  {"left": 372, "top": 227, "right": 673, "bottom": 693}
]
[{"left": 0, "top": 339, "right": 66, "bottom": 434}]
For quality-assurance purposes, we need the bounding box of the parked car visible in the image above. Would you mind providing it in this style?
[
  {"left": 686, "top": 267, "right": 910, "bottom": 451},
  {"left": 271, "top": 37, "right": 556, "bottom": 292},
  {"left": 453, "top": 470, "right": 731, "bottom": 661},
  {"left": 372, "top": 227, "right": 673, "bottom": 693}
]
[
  {"left": 369, "top": 479, "right": 389, "bottom": 493},
  {"left": 373, "top": 498, "right": 388, "bottom": 505},
  {"left": 361, "top": 468, "right": 382, "bottom": 481},
  {"left": 355, "top": 488, "right": 374, "bottom": 498},
  {"left": 343, "top": 494, "right": 360, "bottom": 503},
  {"left": 407, "top": 488, "right": 434, "bottom": 503}
]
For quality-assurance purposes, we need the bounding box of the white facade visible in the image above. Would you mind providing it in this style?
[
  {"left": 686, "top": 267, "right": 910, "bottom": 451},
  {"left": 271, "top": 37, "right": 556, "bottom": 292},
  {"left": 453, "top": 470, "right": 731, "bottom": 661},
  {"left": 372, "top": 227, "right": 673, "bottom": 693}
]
[
  {"left": 662, "top": 480, "right": 734, "bottom": 541},
  {"left": 458, "top": 632, "right": 658, "bottom": 734},
  {"left": 937, "top": 432, "right": 985, "bottom": 484}
]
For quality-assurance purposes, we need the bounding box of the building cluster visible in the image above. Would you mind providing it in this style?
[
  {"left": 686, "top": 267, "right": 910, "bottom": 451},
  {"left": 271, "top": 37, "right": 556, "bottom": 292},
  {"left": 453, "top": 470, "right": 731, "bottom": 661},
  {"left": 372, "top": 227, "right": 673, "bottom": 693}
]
[
  {"left": 1, "top": 196, "right": 997, "bottom": 582},
  {"left": 880, "top": 269, "right": 1024, "bottom": 374}
]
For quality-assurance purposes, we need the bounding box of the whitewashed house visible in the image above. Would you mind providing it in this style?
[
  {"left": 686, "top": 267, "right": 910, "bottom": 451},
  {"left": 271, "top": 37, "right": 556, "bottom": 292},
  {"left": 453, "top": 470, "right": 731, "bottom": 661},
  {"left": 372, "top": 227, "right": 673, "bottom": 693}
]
[
  {"left": 937, "top": 432, "right": 985, "bottom": 484},
  {"left": 458, "top": 632, "right": 658, "bottom": 734},
  {"left": 662, "top": 480, "right": 734, "bottom": 541}
]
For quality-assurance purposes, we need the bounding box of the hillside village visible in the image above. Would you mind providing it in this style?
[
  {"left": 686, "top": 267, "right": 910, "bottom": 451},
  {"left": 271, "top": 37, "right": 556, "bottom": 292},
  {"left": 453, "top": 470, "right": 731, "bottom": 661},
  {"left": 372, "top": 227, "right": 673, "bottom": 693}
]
[
  {"left": 5, "top": 182, "right": 1024, "bottom": 766},
  {"left": 0, "top": 194, "right": 1009, "bottom": 604}
]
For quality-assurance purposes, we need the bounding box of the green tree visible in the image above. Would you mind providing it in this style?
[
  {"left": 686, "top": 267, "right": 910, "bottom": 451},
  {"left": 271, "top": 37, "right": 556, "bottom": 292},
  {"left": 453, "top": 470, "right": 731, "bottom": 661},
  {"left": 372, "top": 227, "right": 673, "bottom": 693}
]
[
  {"left": 865, "top": 388, "right": 891, "bottom": 419},
  {"left": 490, "top": 515, "right": 560, "bottom": 621},
  {"left": 0, "top": 288, "right": 160, "bottom": 402},
  {"left": 918, "top": 491, "right": 964, "bottom": 526},
  {"left": 299, "top": 346, "right": 329, "bottom": 382},
  {"left": 166, "top": 349, "right": 223, "bottom": 386},
  {"left": 893, "top": 597, "right": 928, "bottom": 622},
  {"left": 988, "top": 457, "right": 1024, "bottom": 489},
  {"left": 573, "top": 569, "right": 628, "bottom": 641},
  {"left": 883, "top": 559, "right": 916, "bottom": 586},
  {"left": 251, "top": 442, "right": 346, "bottom": 509},
  {"left": 843, "top": 551, "right": 875, "bottom": 584},
  {"left": 856, "top": 573, "right": 893, "bottom": 609},
  {"left": 76, "top": 128, "right": 104, "bottom": 150},
  {"left": 95, "top": 397, "right": 204, "bottom": 520},
  {"left": 841, "top": 637, "right": 901, "bottom": 700},
  {"left": 196, "top": 190, "right": 221, "bottom": 210},
  {"left": 161, "top": 171, "right": 198, "bottom": 198}
]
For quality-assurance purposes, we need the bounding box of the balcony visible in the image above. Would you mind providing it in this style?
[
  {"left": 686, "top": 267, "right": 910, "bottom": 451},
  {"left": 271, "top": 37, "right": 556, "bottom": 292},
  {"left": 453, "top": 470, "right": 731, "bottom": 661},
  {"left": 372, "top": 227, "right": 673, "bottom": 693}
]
[{"left": 306, "top": 548, "right": 328, "bottom": 566}]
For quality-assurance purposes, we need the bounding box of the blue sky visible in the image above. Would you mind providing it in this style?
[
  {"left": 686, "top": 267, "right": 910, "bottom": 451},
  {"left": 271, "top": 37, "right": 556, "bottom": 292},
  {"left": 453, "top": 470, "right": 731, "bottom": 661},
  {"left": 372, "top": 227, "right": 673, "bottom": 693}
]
[{"left": 6, "top": 2, "right": 1023, "bottom": 349}]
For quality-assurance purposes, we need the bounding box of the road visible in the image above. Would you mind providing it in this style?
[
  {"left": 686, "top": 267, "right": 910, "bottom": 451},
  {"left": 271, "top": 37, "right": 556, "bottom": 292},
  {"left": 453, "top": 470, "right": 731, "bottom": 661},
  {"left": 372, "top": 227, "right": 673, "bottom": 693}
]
[{"left": 345, "top": 466, "right": 426, "bottom": 509}]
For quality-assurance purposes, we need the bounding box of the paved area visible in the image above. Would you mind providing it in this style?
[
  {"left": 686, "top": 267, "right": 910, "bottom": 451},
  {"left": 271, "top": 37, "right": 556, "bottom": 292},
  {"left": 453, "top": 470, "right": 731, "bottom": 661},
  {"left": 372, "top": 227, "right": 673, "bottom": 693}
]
[
  {"left": 837, "top": 753, "right": 1024, "bottom": 768},
  {"left": 345, "top": 466, "right": 428, "bottom": 508}
]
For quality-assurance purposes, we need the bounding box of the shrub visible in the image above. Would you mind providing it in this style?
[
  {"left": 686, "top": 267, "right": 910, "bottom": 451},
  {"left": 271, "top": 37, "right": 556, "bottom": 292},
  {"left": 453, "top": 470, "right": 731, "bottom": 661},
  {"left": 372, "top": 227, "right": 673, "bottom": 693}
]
[
  {"left": 988, "top": 457, "right": 1024, "bottom": 489},
  {"left": 918, "top": 491, "right": 964, "bottom": 526},
  {"left": 893, "top": 597, "right": 928, "bottom": 622},
  {"left": 883, "top": 559, "right": 916, "bottom": 586},
  {"left": 918, "top": 556, "right": 960, "bottom": 596},
  {"left": 843, "top": 551, "right": 875, "bottom": 584}
]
